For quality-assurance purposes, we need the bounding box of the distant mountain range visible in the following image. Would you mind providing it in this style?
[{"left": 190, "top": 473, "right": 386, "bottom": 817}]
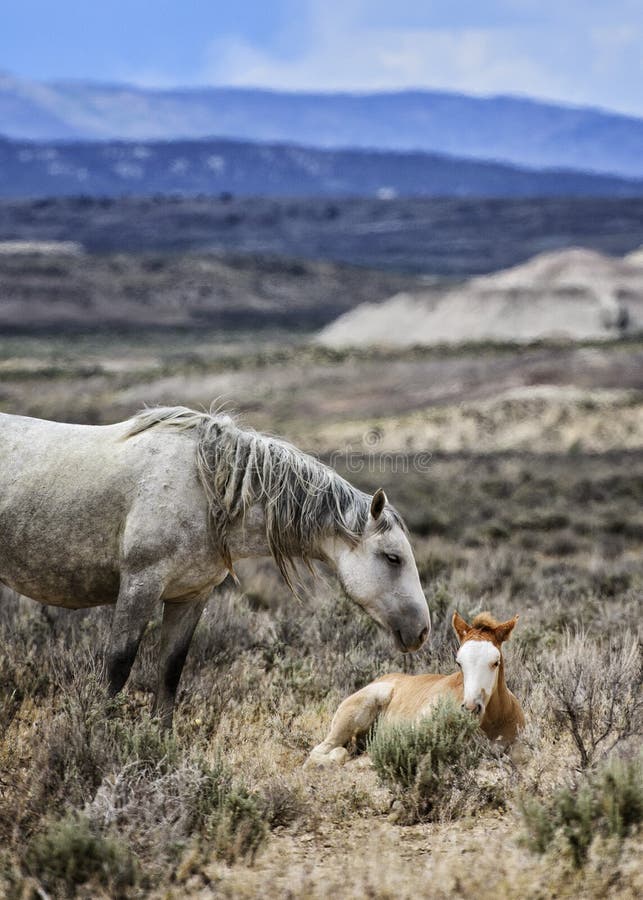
[
  {"left": 1, "top": 135, "right": 642, "bottom": 200},
  {"left": 2, "top": 73, "right": 643, "bottom": 179}
]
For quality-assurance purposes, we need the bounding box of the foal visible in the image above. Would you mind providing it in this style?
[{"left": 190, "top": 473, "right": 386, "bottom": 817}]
[{"left": 307, "top": 611, "right": 525, "bottom": 767}]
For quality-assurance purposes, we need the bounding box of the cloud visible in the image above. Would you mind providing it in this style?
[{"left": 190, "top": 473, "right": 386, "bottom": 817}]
[
  {"left": 205, "top": 25, "right": 563, "bottom": 97},
  {"left": 198, "top": 3, "right": 643, "bottom": 116}
]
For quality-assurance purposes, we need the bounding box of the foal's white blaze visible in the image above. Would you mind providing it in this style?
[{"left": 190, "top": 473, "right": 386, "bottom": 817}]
[{"left": 457, "top": 640, "right": 501, "bottom": 715}]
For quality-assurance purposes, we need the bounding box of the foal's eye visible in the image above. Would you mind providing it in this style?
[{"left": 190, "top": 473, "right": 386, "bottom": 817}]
[
  {"left": 384, "top": 553, "right": 401, "bottom": 566},
  {"left": 492, "top": 661, "right": 500, "bottom": 668}
]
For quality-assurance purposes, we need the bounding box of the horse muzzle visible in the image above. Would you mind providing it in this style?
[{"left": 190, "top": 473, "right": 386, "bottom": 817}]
[
  {"left": 393, "top": 622, "right": 430, "bottom": 653},
  {"left": 462, "top": 699, "right": 484, "bottom": 717}
]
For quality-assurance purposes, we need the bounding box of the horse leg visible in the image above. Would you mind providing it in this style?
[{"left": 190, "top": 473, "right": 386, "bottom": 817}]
[
  {"left": 106, "top": 572, "right": 163, "bottom": 697},
  {"left": 152, "top": 596, "right": 208, "bottom": 729},
  {"left": 305, "top": 680, "right": 394, "bottom": 768}
]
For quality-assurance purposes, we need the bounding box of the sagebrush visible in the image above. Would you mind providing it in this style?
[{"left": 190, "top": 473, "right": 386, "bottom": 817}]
[
  {"left": 368, "top": 696, "right": 504, "bottom": 822},
  {"left": 521, "top": 752, "right": 643, "bottom": 867}
]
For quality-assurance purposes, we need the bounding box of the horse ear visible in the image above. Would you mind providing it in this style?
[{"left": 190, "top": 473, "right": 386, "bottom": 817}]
[
  {"left": 370, "top": 488, "right": 387, "bottom": 520},
  {"left": 452, "top": 611, "right": 470, "bottom": 641},
  {"left": 495, "top": 615, "right": 519, "bottom": 644}
]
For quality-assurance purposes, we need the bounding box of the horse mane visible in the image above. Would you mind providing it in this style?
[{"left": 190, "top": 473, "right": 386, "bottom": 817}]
[
  {"left": 471, "top": 612, "right": 502, "bottom": 633},
  {"left": 125, "top": 406, "right": 404, "bottom": 591}
]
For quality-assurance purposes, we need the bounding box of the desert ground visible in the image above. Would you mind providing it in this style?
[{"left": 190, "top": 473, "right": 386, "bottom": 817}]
[{"left": 0, "top": 314, "right": 641, "bottom": 898}]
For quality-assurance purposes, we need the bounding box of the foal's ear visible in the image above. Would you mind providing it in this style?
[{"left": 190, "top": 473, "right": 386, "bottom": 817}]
[
  {"left": 495, "top": 615, "right": 519, "bottom": 644},
  {"left": 370, "top": 488, "right": 387, "bottom": 520},
  {"left": 452, "top": 611, "right": 471, "bottom": 641}
]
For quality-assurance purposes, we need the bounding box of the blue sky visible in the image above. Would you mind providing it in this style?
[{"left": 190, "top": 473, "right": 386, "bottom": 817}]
[{"left": 2, "top": 1, "right": 643, "bottom": 116}]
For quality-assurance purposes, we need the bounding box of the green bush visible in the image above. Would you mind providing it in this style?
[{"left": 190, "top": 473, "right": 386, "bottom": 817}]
[
  {"left": 111, "top": 711, "right": 180, "bottom": 773},
  {"left": 368, "top": 696, "right": 488, "bottom": 822},
  {"left": 600, "top": 753, "right": 643, "bottom": 838},
  {"left": 190, "top": 757, "right": 267, "bottom": 864},
  {"left": 521, "top": 752, "right": 643, "bottom": 867},
  {"left": 212, "top": 786, "right": 267, "bottom": 865},
  {"left": 25, "top": 812, "right": 139, "bottom": 897}
]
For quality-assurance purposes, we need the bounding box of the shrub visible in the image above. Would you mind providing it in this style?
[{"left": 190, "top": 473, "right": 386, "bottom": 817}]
[
  {"left": 521, "top": 752, "right": 643, "bottom": 867},
  {"left": 25, "top": 812, "right": 139, "bottom": 897},
  {"left": 86, "top": 753, "right": 270, "bottom": 871},
  {"left": 190, "top": 757, "right": 267, "bottom": 864},
  {"left": 211, "top": 785, "right": 267, "bottom": 865},
  {"left": 417, "top": 552, "right": 453, "bottom": 583},
  {"left": 599, "top": 752, "right": 643, "bottom": 838},
  {"left": 259, "top": 778, "right": 309, "bottom": 829},
  {"left": 540, "top": 631, "right": 641, "bottom": 768},
  {"left": 368, "top": 696, "right": 491, "bottom": 822},
  {"left": 25, "top": 662, "right": 113, "bottom": 821},
  {"left": 111, "top": 711, "right": 180, "bottom": 773},
  {"left": 24, "top": 663, "right": 181, "bottom": 830},
  {"left": 0, "top": 851, "right": 20, "bottom": 899}
]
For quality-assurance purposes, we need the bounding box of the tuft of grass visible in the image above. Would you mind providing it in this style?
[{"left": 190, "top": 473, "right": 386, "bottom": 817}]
[
  {"left": 521, "top": 752, "right": 643, "bottom": 867},
  {"left": 190, "top": 756, "right": 268, "bottom": 865},
  {"left": 111, "top": 711, "right": 180, "bottom": 773},
  {"left": 259, "top": 778, "right": 309, "bottom": 830},
  {"left": 211, "top": 785, "right": 268, "bottom": 866},
  {"left": 368, "top": 696, "right": 492, "bottom": 822},
  {"left": 25, "top": 812, "right": 139, "bottom": 896}
]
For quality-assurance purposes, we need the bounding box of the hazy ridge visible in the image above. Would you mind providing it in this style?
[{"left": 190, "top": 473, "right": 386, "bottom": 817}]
[
  {"left": 2, "top": 74, "right": 643, "bottom": 177},
  {"left": 2, "top": 135, "right": 643, "bottom": 200}
]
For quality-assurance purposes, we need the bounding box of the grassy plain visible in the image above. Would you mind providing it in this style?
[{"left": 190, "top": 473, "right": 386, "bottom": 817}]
[{"left": 0, "top": 330, "right": 641, "bottom": 898}]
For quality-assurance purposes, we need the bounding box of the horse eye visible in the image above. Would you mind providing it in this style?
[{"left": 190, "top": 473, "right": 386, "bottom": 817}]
[{"left": 384, "top": 553, "right": 401, "bottom": 566}]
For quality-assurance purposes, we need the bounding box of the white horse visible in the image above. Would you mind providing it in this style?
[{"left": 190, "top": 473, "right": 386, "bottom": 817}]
[
  {"left": 307, "top": 611, "right": 524, "bottom": 767},
  {"left": 0, "top": 406, "right": 430, "bottom": 726}
]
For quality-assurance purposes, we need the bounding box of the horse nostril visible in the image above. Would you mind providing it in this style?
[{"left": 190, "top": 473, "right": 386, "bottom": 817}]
[
  {"left": 419, "top": 626, "right": 429, "bottom": 645},
  {"left": 475, "top": 702, "right": 483, "bottom": 715}
]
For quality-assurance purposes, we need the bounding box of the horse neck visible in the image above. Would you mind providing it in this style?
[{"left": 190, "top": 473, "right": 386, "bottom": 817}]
[
  {"left": 227, "top": 480, "right": 364, "bottom": 567},
  {"left": 226, "top": 504, "right": 271, "bottom": 559},
  {"left": 481, "top": 655, "right": 519, "bottom": 740},
  {"left": 225, "top": 498, "right": 356, "bottom": 564}
]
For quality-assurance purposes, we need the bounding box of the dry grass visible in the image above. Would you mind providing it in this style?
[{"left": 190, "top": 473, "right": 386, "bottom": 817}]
[
  {"left": 0, "top": 336, "right": 642, "bottom": 897},
  {"left": 1, "top": 498, "right": 640, "bottom": 897}
]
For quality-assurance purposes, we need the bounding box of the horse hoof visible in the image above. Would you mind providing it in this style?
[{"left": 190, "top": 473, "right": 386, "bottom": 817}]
[
  {"left": 304, "top": 747, "right": 349, "bottom": 769},
  {"left": 328, "top": 747, "right": 349, "bottom": 765}
]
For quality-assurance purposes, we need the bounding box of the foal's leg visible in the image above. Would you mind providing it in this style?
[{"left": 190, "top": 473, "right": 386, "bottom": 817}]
[
  {"left": 152, "top": 595, "right": 208, "bottom": 729},
  {"left": 106, "top": 571, "right": 164, "bottom": 697},
  {"left": 305, "top": 680, "right": 395, "bottom": 768}
]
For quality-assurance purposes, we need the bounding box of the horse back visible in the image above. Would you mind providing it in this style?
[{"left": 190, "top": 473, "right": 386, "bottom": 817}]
[
  {"left": 0, "top": 413, "right": 201, "bottom": 606},
  {"left": 375, "top": 671, "right": 463, "bottom": 722}
]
